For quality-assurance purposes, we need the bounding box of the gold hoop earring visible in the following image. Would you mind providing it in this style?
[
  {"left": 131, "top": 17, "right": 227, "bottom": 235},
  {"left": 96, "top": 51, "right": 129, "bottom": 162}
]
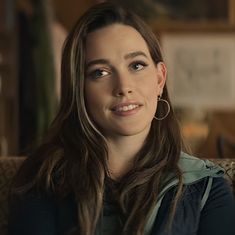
[{"left": 154, "top": 96, "right": 170, "bottom": 121}]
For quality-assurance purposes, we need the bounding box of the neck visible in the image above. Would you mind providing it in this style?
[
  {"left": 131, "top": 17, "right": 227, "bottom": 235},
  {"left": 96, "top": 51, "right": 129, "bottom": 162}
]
[{"left": 106, "top": 133, "right": 147, "bottom": 180}]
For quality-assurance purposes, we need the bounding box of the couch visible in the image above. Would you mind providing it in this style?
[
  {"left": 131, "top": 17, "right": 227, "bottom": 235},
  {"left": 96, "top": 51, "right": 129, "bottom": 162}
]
[{"left": 0, "top": 157, "right": 235, "bottom": 235}]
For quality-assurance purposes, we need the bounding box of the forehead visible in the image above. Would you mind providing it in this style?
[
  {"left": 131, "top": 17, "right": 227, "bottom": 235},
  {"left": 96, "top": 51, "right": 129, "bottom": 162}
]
[{"left": 85, "top": 23, "right": 151, "bottom": 60}]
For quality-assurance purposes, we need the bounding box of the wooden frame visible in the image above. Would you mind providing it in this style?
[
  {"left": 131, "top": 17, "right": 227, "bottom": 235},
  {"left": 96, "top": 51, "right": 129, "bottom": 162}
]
[
  {"left": 105, "top": 0, "right": 235, "bottom": 31},
  {"left": 143, "top": 0, "right": 235, "bottom": 32}
]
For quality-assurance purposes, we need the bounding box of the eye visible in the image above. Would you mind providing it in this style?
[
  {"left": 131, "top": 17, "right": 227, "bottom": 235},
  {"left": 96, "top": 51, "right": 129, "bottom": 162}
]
[
  {"left": 88, "top": 69, "right": 109, "bottom": 79},
  {"left": 130, "top": 61, "right": 148, "bottom": 71}
]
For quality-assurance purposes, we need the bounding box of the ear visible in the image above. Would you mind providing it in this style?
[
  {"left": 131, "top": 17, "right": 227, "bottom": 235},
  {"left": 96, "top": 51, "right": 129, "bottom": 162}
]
[{"left": 156, "top": 62, "right": 167, "bottom": 95}]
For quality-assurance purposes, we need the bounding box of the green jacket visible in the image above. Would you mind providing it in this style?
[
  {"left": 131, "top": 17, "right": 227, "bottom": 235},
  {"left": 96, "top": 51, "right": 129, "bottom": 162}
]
[
  {"left": 144, "top": 152, "right": 224, "bottom": 234},
  {"left": 95, "top": 152, "right": 224, "bottom": 235}
]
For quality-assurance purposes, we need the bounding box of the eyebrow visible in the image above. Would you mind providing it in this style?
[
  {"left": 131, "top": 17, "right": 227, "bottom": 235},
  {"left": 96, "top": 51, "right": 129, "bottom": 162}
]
[
  {"left": 85, "top": 51, "right": 148, "bottom": 70},
  {"left": 86, "top": 59, "right": 110, "bottom": 70},
  {"left": 124, "top": 51, "right": 148, "bottom": 60}
]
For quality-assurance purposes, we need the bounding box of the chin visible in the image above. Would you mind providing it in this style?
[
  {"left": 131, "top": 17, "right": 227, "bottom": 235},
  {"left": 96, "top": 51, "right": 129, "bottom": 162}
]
[{"left": 113, "top": 124, "right": 151, "bottom": 137}]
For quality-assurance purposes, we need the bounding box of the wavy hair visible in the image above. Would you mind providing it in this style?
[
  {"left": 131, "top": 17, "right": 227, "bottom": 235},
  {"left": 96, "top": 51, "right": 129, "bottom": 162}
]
[{"left": 12, "top": 2, "right": 183, "bottom": 235}]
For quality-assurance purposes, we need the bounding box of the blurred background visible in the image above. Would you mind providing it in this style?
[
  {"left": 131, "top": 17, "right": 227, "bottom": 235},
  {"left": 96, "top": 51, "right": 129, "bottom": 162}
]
[{"left": 1, "top": 0, "right": 235, "bottom": 159}]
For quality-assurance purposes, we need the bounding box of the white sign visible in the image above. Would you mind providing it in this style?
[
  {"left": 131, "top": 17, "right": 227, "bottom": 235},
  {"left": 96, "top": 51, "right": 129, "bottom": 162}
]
[{"left": 161, "top": 34, "right": 235, "bottom": 109}]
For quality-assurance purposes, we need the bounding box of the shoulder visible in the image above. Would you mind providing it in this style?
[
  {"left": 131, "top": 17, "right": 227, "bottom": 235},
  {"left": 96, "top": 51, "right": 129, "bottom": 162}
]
[
  {"left": 8, "top": 189, "right": 58, "bottom": 235},
  {"left": 8, "top": 188, "right": 58, "bottom": 217},
  {"left": 8, "top": 189, "right": 77, "bottom": 235},
  {"left": 178, "top": 152, "right": 224, "bottom": 185},
  {"left": 204, "top": 176, "right": 235, "bottom": 209},
  {"left": 197, "top": 177, "right": 235, "bottom": 235}
]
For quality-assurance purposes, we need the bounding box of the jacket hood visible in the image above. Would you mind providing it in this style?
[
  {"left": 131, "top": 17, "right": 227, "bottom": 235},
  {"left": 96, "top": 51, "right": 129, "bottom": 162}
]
[{"left": 179, "top": 152, "right": 224, "bottom": 184}]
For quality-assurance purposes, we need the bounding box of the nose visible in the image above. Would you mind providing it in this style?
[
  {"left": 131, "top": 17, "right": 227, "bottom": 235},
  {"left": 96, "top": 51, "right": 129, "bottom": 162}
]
[{"left": 113, "top": 72, "right": 133, "bottom": 97}]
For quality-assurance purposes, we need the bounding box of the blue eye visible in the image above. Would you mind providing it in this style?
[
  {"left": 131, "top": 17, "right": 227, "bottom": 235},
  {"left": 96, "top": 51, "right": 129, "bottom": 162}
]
[
  {"left": 89, "top": 69, "right": 109, "bottom": 79},
  {"left": 130, "top": 61, "right": 147, "bottom": 71}
]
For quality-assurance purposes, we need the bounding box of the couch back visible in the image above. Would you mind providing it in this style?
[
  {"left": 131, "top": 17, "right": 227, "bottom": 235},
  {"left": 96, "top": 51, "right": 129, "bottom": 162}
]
[
  {"left": 0, "top": 157, "right": 235, "bottom": 235},
  {"left": 210, "top": 158, "right": 235, "bottom": 195}
]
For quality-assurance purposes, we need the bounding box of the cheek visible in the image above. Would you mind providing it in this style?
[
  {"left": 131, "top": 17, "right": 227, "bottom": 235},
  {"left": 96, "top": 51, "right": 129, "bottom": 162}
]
[
  {"left": 85, "top": 85, "right": 104, "bottom": 116},
  {"left": 142, "top": 77, "right": 159, "bottom": 99},
  {"left": 144, "top": 68, "right": 160, "bottom": 94},
  {"left": 143, "top": 78, "right": 159, "bottom": 111}
]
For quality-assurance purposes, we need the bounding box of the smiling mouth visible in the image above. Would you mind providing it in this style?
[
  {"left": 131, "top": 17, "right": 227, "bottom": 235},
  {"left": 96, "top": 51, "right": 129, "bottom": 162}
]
[
  {"left": 115, "top": 104, "right": 140, "bottom": 112},
  {"left": 111, "top": 103, "right": 142, "bottom": 113}
]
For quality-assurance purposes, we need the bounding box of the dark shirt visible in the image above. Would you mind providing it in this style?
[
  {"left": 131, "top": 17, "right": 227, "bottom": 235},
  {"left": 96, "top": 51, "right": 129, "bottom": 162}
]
[{"left": 8, "top": 177, "right": 235, "bottom": 235}]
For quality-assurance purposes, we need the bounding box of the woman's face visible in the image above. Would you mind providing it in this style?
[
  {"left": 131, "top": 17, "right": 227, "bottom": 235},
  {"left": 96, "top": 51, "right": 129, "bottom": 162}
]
[{"left": 84, "top": 23, "right": 166, "bottom": 140}]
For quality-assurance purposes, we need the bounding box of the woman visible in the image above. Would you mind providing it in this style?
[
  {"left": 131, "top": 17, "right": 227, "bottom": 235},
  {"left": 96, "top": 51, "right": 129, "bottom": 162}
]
[{"left": 8, "top": 2, "right": 235, "bottom": 235}]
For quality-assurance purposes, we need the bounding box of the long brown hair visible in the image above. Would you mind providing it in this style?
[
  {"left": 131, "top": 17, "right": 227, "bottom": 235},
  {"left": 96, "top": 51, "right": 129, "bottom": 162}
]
[{"left": 12, "top": 2, "right": 183, "bottom": 235}]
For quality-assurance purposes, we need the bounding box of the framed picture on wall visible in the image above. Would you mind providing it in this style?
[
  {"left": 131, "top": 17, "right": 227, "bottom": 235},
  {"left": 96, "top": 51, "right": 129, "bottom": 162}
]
[{"left": 161, "top": 33, "right": 235, "bottom": 109}]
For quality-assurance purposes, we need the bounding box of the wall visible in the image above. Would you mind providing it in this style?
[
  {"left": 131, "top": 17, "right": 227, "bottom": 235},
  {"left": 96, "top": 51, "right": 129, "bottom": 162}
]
[{"left": 52, "top": 0, "right": 96, "bottom": 30}]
